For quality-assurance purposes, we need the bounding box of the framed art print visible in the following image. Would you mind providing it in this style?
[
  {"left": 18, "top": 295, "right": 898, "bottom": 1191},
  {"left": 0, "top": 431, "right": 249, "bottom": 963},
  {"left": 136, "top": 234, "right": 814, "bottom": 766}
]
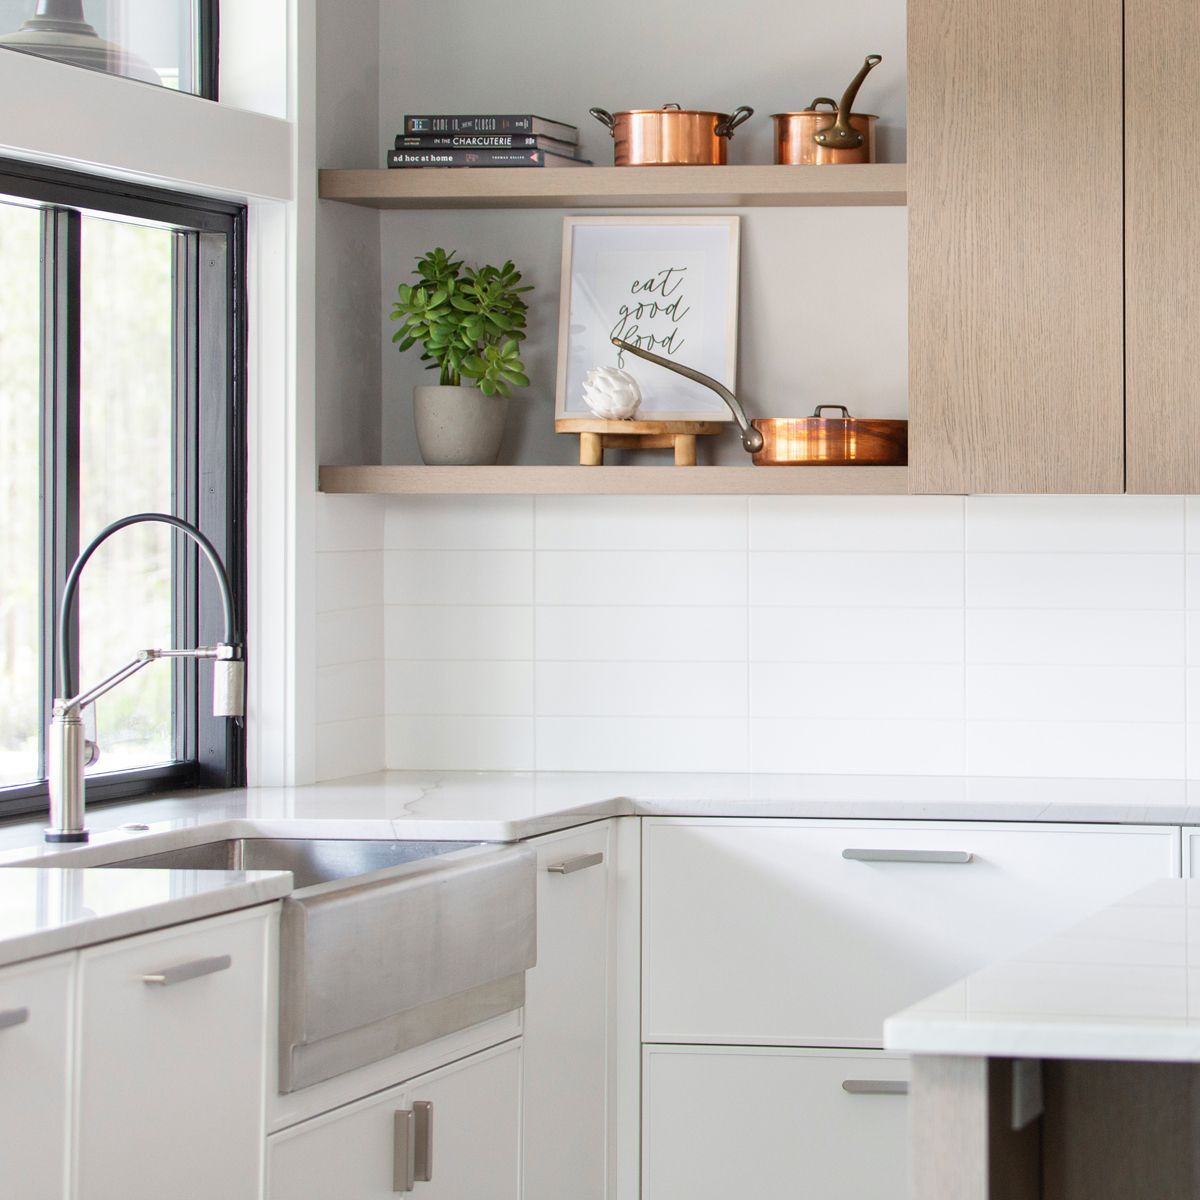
[{"left": 554, "top": 215, "right": 740, "bottom": 422}]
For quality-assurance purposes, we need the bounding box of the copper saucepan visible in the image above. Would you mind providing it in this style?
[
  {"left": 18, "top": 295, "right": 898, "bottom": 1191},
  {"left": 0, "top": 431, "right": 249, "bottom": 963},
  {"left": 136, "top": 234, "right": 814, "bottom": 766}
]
[
  {"left": 590, "top": 103, "right": 754, "bottom": 166},
  {"left": 773, "top": 54, "right": 882, "bottom": 165},
  {"left": 752, "top": 406, "right": 907, "bottom": 466}
]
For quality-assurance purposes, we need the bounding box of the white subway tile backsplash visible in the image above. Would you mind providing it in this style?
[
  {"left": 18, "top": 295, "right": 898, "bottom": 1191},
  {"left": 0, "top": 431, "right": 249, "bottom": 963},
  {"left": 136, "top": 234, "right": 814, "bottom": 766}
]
[
  {"left": 385, "top": 605, "right": 534, "bottom": 661},
  {"left": 536, "top": 661, "right": 747, "bottom": 718},
  {"left": 750, "top": 495, "right": 963, "bottom": 552},
  {"left": 386, "top": 715, "right": 534, "bottom": 771},
  {"left": 384, "top": 495, "right": 533, "bottom": 550},
  {"left": 316, "top": 660, "right": 385, "bottom": 724},
  {"left": 316, "top": 716, "right": 385, "bottom": 783},
  {"left": 966, "top": 496, "right": 1184, "bottom": 553},
  {"left": 1187, "top": 556, "right": 1200, "bottom": 608},
  {"left": 967, "top": 553, "right": 1183, "bottom": 610},
  {"left": 967, "top": 665, "right": 1184, "bottom": 724},
  {"left": 387, "top": 661, "right": 533, "bottom": 716},
  {"left": 384, "top": 550, "right": 533, "bottom": 606},
  {"left": 536, "top": 606, "right": 745, "bottom": 662},
  {"left": 316, "top": 550, "right": 383, "bottom": 613},
  {"left": 968, "top": 609, "right": 1185, "bottom": 667},
  {"left": 750, "top": 718, "right": 965, "bottom": 775},
  {"left": 751, "top": 552, "right": 963, "bottom": 608},
  {"left": 536, "top": 717, "right": 747, "bottom": 773},
  {"left": 750, "top": 606, "right": 964, "bottom": 664},
  {"left": 967, "top": 721, "right": 1185, "bottom": 779},
  {"left": 536, "top": 495, "right": 747, "bottom": 551},
  {"left": 1185, "top": 499, "right": 1200, "bottom": 553},
  {"left": 536, "top": 551, "right": 746, "bottom": 607},
  {"left": 316, "top": 606, "right": 385, "bottom": 668},
  {"left": 752, "top": 662, "right": 964, "bottom": 720}
]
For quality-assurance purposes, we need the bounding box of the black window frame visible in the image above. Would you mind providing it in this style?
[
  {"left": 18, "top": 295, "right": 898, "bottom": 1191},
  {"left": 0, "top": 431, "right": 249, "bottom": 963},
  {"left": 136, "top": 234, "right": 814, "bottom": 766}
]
[{"left": 0, "top": 157, "right": 247, "bottom": 821}]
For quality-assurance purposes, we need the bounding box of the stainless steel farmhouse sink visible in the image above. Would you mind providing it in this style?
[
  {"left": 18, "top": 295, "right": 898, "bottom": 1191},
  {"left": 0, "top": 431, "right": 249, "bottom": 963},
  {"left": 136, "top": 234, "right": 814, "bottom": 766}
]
[{"left": 31, "top": 834, "right": 538, "bottom": 1093}]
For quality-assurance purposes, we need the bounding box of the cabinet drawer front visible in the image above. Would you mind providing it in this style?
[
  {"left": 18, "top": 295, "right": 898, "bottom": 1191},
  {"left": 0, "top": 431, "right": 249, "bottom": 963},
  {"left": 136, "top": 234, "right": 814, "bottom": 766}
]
[
  {"left": 0, "top": 954, "right": 73, "bottom": 1200},
  {"left": 643, "top": 819, "right": 1179, "bottom": 1045},
  {"left": 75, "top": 907, "right": 272, "bottom": 1200},
  {"left": 643, "top": 1045, "right": 909, "bottom": 1200}
]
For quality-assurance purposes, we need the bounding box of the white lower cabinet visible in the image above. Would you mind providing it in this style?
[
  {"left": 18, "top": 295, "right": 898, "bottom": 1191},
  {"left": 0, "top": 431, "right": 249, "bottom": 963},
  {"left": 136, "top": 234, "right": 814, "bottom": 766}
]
[
  {"left": 73, "top": 905, "right": 273, "bottom": 1200},
  {"left": 522, "top": 822, "right": 614, "bottom": 1200},
  {"left": 268, "top": 1038, "right": 522, "bottom": 1200},
  {"left": 0, "top": 953, "right": 74, "bottom": 1200},
  {"left": 643, "top": 1045, "right": 910, "bottom": 1200},
  {"left": 642, "top": 819, "right": 1180, "bottom": 1046}
]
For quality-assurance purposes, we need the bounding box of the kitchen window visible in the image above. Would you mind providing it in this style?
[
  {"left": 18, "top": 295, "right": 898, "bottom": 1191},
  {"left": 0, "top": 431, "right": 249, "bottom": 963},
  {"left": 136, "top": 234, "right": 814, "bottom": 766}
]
[{"left": 0, "top": 159, "right": 246, "bottom": 819}]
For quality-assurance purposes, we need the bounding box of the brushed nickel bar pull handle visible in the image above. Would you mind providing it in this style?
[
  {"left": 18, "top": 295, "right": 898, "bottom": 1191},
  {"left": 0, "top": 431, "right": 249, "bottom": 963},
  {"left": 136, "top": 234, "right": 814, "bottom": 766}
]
[
  {"left": 0, "top": 1007, "right": 29, "bottom": 1031},
  {"left": 842, "top": 848, "right": 973, "bottom": 864},
  {"left": 142, "top": 954, "right": 232, "bottom": 986},
  {"left": 393, "top": 1109, "right": 416, "bottom": 1193},
  {"left": 413, "top": 1100, "right": 433, "bottom": 1182},
  {"left": 547, "top": 851, "right": 604, "bottom": 875},
  {"left": 842, "top": 1079, "right": 909, "bottom": 1095}
]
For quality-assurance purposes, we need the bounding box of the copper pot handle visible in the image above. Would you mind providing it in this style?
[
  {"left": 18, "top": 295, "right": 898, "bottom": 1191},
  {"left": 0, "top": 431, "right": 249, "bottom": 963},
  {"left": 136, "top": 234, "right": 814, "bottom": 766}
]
[
  {"left": 589, "top": 107, "right": 616, "bottom": 136},
  {"left": 715, "top": 105, "right": 754, "bottom": 137},
  {"left": 814, "top": 55, "right": 882, "bottom": 151},
  {"left": 812, "top": 404, "right": 853, "bottom": 418},
  {"left": 807, "top": 97, "right": 839, "bottom": 111}
]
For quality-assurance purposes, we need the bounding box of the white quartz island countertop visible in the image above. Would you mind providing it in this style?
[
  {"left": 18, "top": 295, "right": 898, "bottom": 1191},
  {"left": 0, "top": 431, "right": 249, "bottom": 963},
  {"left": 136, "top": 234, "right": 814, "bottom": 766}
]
[{"left": 884, "top": 878, "right": 1200, "bottom": 1063}]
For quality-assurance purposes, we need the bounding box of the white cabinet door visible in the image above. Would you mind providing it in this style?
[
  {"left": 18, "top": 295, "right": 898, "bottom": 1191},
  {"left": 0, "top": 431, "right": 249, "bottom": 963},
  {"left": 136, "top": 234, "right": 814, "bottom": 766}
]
[
  {"left": 269, "top": 1039, "right": 522, "bottom": 1200},
  {"left": 523, "top": 822, "right": 613, "bottom": 1200},
  {"left": 643, "top": 1046, "right": 910, "bottom": 1200},
  {"left": 74, "top": 905, "right": 272, "bottom": 1200},
  {"left": 643, "top": 819, "right": 1180, "bottom": 1045},
  {"left": 0, "top": 953, "right": 74, "bottom": 1200}
]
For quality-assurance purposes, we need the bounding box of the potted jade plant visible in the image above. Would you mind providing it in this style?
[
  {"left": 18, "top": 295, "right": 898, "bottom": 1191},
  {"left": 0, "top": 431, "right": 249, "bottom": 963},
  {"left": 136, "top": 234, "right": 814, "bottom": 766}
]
[{"left": 390, "top": 247, "right": 532, "bottom": 465}]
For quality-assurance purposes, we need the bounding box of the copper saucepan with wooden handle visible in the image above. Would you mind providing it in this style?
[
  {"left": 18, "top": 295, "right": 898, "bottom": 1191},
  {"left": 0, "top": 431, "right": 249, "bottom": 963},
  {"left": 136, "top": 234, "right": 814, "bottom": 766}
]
[{"left": 590, "top": 103, "right": 754, "bottom": 166}]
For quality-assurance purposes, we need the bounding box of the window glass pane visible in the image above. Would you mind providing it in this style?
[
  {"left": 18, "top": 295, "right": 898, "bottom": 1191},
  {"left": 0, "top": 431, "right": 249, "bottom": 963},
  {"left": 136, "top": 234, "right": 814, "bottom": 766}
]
[
  {"left": 79, "top": 213, "right": 174, "bottom": 774},
  {"left": 0, "top": 200, "right": 41, "bottom": 787},
  {"left": 0, "top": 0, "right": 205, "bottom": 95}
]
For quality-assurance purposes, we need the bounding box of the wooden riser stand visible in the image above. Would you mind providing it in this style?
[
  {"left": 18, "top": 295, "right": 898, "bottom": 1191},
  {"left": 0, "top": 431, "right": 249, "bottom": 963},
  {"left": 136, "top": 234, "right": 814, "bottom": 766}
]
[{"left": 556, "top": 418, "right": 726, "bottom": 466}]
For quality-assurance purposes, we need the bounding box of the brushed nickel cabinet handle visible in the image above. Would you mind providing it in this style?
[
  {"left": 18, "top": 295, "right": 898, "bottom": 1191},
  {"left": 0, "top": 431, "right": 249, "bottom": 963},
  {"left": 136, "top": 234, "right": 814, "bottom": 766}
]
[
  {"left": 842, "top": 1079, "right": 909, "bottom": 1095},
  {"left": 142, "top": 954, "right": 232, "bottom": 986},
  {"left": 842, "top": 848, "right": 973, "bottom": 864},
  {"left": 413, "top": 1100, "right": 433, "bottom": 1182},
  {"left": 547, "top": 851, "right": 604, "bottom": 875},
  {"left": 393, "top": 1109, "right": 415, "bottom": 1193},
  {"left": 0, "top": 1007, "right": 29, "bottom": 1031}
]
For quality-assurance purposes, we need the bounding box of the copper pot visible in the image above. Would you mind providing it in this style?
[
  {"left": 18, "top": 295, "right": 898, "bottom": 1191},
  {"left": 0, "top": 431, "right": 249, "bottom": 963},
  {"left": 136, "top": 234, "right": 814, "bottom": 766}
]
[
  {"left": 751, "top": 406, "right": 907, "bottom": 466},
  {"left": 590, "top": 103, "right": 754, "bottom": 166},
  {"left": 773, "top": 107, "right": 877, "bottom": 165},
  {"left": 773, "top": 53, "right": 882, "bottom": 165}
]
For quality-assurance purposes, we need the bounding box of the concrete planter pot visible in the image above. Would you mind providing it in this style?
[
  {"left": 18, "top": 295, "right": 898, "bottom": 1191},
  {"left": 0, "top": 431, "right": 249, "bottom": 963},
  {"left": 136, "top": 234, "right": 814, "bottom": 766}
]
[{"left": 413, "top": 384, "right": 509, "bottom": 466}]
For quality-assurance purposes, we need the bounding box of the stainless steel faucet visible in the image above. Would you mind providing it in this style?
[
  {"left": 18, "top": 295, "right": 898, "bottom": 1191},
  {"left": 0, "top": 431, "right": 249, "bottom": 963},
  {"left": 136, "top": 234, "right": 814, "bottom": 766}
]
[{"left": 45, "top": 513, "right": 244, "bottom": 843}]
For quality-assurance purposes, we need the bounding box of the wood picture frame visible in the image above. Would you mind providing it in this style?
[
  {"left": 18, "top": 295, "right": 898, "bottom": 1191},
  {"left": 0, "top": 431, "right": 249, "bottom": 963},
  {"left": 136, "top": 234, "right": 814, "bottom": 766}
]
[{"left": 554, "top": 215, "right": 740, "bottom": 423}]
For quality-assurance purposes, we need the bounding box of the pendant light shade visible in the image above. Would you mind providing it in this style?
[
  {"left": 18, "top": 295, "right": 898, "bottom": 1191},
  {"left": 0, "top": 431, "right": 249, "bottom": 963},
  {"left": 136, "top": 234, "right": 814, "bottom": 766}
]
[{"left": 0, "top": 0, "right": 161, "bottom": 85}]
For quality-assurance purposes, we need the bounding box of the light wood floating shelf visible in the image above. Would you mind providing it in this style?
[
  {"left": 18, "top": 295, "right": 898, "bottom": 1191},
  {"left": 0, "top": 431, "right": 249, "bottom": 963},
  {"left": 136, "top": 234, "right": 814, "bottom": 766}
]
[
  {"left": 318, "top": 465, "right": 910, "bottom": 496},
  {"left": 318, "top": 164, "right": 907, "bottom": 210}
]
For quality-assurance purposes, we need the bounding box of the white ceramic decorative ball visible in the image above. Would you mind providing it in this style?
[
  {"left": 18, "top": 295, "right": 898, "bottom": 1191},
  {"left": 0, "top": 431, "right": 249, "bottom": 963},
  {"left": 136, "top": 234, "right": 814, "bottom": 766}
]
[{"left": 581, "top": 366, "right": 642, "bottom": 420}]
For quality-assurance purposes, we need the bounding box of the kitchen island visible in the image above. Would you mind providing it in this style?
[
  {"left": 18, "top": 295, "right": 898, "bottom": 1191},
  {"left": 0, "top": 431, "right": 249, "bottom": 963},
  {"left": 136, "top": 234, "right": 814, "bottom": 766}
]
[{"left": 885, "top": 878, "right": 1200, "bottom": 1199}]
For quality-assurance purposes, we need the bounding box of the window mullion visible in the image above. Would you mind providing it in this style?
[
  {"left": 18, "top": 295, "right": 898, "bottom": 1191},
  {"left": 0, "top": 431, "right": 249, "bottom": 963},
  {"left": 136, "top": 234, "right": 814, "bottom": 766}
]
[{"left": 39, "top": 207, "right": 81, "bottom": 772}]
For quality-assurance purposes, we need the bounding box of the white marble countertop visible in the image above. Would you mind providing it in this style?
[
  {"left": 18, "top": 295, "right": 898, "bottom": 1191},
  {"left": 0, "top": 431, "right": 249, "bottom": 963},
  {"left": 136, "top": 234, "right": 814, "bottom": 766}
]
[
  {"left": 884, "top": 879, "right": 1200, "bottom": 1063},
  {"left": 4, "top": 770, "right": 1200, "bottom": 862},
  {"left": 0, "top": 866, "right": 291, "bottom": 970}
]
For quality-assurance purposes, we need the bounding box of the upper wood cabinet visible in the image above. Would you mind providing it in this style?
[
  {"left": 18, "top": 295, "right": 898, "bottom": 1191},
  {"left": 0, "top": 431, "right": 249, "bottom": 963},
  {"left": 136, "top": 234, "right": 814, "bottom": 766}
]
[
  {"left": 1125, "top": 0, "right": 1200, "bottom": 493},
  {"left": 907, "top": 0, "right": 1125, "bottom": 494}
]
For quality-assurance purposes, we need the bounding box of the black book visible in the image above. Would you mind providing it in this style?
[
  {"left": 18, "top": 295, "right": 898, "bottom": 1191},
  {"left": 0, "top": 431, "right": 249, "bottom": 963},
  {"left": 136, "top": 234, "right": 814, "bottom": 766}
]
[
  {"left": 394, "top": 133, "right": 579, "bottom": 156},
  {"left": 402, "top": 114, "right": 578, "bottom": 142},
  {"left": 387, "top": 147, "right": 590, "bottom": 169}
]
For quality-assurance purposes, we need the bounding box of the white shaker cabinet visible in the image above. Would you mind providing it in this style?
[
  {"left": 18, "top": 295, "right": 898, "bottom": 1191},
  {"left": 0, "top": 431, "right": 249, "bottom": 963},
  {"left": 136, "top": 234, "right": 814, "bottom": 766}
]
[
  {"left": 522, "top": 821, "right": 615, "bottom": 1200},
  {"left": 268, "top": 1038, "right": 522, "bottom": 1200},
  {"left": 642, "top": 819, "right": 1180, "bottom": 1046},
  {"left": 73, "top": 905, "right": 273, "bottom": 1200},
  {"left": 0, "top": 953, "right": 74, "bottom": 1200},
  {"left": 643, "top": 1046, "right": 910, "bottom": 1200}
]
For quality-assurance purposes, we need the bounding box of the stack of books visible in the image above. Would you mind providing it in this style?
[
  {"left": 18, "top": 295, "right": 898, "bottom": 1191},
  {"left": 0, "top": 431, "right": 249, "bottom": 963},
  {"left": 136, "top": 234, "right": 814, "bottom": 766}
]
[{"left": 387, "top": 114, "right": 590, "bottom": 169}]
